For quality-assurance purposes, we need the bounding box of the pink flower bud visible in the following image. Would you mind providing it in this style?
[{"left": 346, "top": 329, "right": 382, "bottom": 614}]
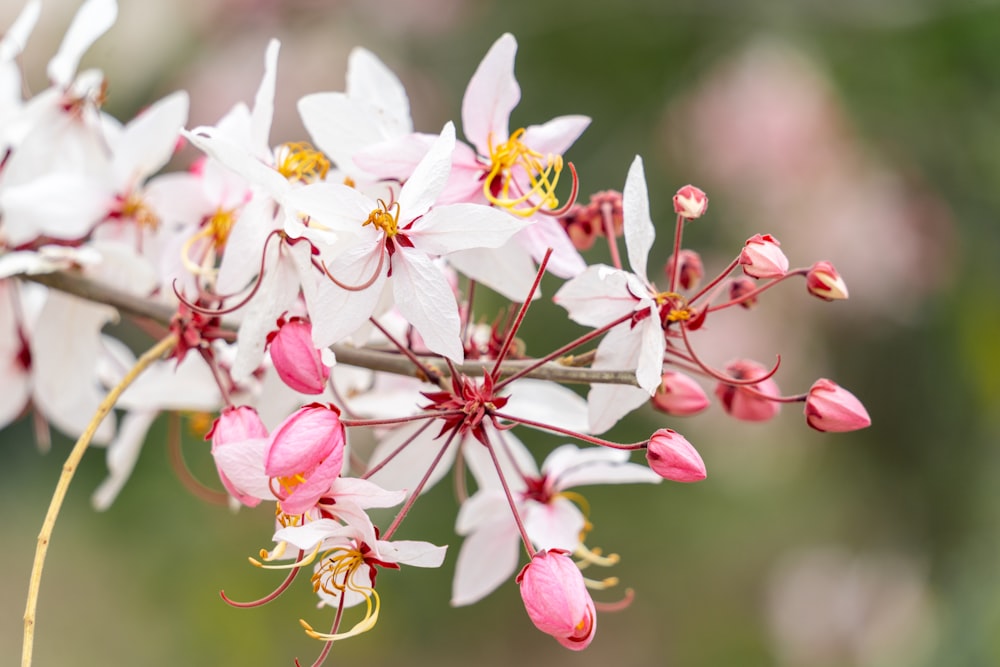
[
  {"left": 267, "top": 317, "right": 330, "bottom": 395},
  {"left": 646, "top": 428, "right": 706, "bottom": 482},
  {"left": 729, "top": 276, "right": 758, "bottom": 309},
  {"left": 805, "top": 379, "right": 871, "bottom": 432},
  {"left": 673, "top": 184, "right": 709, "bottom": 219},
  {"left": 739, "top": 233, "right": 789, "bottom": 279},
  {"left": 714, "top": 359, "right": 781, "bottom": 422},
  {"left": 206, "top": 405, "right": 269, "bottom": 507},
  {"left": 651, "top": 371, "right": 709, "bottom": 416},
  {"left": 665, "top": 249, "right": 705, "bottom": 290},
  {"left": 806, "top": 261, "right": 849, "bottom": 301},
  {"left": 265, "top": 403, "right": 345, "bottom": 515},
  {"left": 517, "top": 549, "right": 597, "bottom": 651},
  {"left": 587, "top": 190, "right": 624, "bottom": 237}
]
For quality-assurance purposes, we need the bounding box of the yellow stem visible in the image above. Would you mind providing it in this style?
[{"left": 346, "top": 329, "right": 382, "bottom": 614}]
[{"left": 21, "top": 333, "right": 178, "bottom": 667}]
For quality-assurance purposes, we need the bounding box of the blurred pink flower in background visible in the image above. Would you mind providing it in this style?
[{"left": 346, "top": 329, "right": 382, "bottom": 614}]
[
  {"left": 664, "top": 40, "right": 954, "bottom": 322},
  {"left": 765, "top": 546, "right": 937, "bottom": 667}
]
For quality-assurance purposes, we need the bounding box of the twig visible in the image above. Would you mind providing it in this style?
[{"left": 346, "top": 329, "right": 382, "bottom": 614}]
[{"left": 21, "top": 334, "right": 179, "bottom": 667}]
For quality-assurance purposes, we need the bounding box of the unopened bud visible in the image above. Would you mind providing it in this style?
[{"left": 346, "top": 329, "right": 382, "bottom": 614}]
[
  {"left": 714, "top": 359, "right": 781, "bottom": 422},
  {"left": 651, "top": 371, "right": 709, "bottom": 416},
  {"left": 806, "top": 261, "right": 849, "bottom": 301},
  {"left": 729, "top": 276, "right": 758, "bottom": 309},
  {"left": 267, "top": 316, "right": 331, "bottom": 394},
  {"left": 673, "top": 184, "right": 708, "bottom": 219},
  {"left": 517, "top": 549, "right": 597, "bottom": 651},
  {"left": 665, "top": 249, "right": 704, "bottom": 291},
  {"left": 558, "top": 203, "right": 599, "bottom": 251},
  {"left": 587, "top": 190, "right": 624, "bottom": 238},
  {"left": 739, "top": 234, "right": 789, "bottom": 279},
  {"left": 805, "top": 379, "right": 871, "bottom": 432},
  {"left": 645, "top": 428, "right": 707, "bottom": 482}
]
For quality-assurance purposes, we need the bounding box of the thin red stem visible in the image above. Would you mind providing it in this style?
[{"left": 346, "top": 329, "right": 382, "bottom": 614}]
[
  {"left": 491, "top": 411, "right": 648, "bottom": 451},
  {"left": 220, "top": 560, "right": 301, "bottom": 608},
  {"left": 490, "top": 248, "right": 552, "bottom": 382},
  {"left": 382, "top": 428, "right": 459, "bottom": 540},
  {"left": 483, "top": 429, "right": 535, "bottom": 558},
  {"left": 667, "top": 214, "right": 686, "bottom": 293}
]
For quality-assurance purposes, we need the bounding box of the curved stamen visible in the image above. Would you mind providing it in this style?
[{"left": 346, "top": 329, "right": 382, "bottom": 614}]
[
  {"left": 219, "top": 558, "right": 302, "bottom": 608},
  {"left": 595, "top": 587, "right": 635, "bottom": 613},
  {"left": 541, "top": 162, "right": 579, "bottom": 217},
  {"left": 679, "top": 323, "right": 782, "bottom": 386},
  {"left": 318, "top": 237, "right": 386, "bottom": 292}
]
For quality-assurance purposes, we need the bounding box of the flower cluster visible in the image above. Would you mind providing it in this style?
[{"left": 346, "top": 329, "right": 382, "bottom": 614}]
[{"left": 2, "top": 1, "right": 870, "bottom": 664}]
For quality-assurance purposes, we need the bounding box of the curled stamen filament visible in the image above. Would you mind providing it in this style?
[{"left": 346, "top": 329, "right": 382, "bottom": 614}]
[
  {"left": 318, "top": 236, "right": 386, "bottom": 292},
  {"left": 250, "top": 542, "right": 322, "bottom": 569},
  {"left": 484, "top": 128, "right": 565, "bottom": 217},
  {"left": 574, "top": 544, "right": 620, "bottom": 569}
]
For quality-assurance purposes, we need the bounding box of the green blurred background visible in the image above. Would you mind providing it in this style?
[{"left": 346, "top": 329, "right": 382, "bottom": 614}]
[{"left": 3, "top": 0, "right": 1000, "bottom": 665}]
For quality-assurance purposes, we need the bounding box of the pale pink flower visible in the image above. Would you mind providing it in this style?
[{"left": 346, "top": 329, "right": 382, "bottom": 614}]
[
  {"left": 715, "top": 359, "right": 782, "bottom": 422},
  {"left": 517, "top": 549, "right": 597, "bottom": 651},
  {"left": 805, "top": 379, "right": 871, "bottom": 432},
  {"left": 265, "top": 403, "right": 346, "bottom": 515},
  {"left": 645, "top": 428, "right": 706, "bottom": 482},
  {"left": 554, "top": 155, "right": 668, "bottom": 433},
  {"left": 651, "top": 371, "right": 709, "bottom": 416},
  {"left": 451, "top": 441, "right": 659, "bottom": 606},
  {"left": 207, "top": 405, "right": 270, "bottom": 507},
  {"left": 740, "top": 233, "right": 789, "bottom": 279},
  {"left": 285, "top": 121, "right": 530, "bottom": 361},
  {"left": 672, "top": 184, "right": 708, "bottom": 219}
]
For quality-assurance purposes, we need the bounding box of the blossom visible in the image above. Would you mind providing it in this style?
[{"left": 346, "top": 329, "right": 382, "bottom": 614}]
[
  {"left": 804, "top": 379, "right": 871, "bottom": 432},
  {"left": 265, "top": 403, "right": 346, "bottom": 515},
  {"left": 517, "top": 549, "right": 597, "bottom": 651},
  {"left": 285, "top": 121, "right": 530, "bottom": 361},
  {"left": 554, "top": 155, "right": 669, "bottom": 433},
  {"left": 451, "top": 441, "right": 659, "bottom": 606},
  {"left": 274, "top": 512, "right": 446, "bottom": 641}
]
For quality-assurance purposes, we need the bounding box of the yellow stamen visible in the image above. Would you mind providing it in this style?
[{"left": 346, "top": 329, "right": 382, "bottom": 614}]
[
  {"left": 120, "top": 192, "right": 160, "bottom": 230},
  {"left": 275, "top": 142, "right": 331, "bottom": 183},
  {"left": 574, "top": 543, "right": 620, "bottom": 568},
  {"left": 363, "top": 199, "right": 400, "bottom": 237},
  {"left": 483, "top": 128, "right": 564, "bottom": 217},
  {"left": 183, "top": 411, "right": 214, "bottom": 437},
  {"left": 655, "top": 291, "right": 693, "bottom": 322},
  {"left": 583, "top": 575, "right": 620, "bottom": 590},
  {"left": 302, "top": 547, "right": 381, "bottom": 641}
]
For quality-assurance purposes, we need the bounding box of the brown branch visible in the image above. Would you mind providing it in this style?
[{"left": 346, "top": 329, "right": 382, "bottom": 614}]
[{"left": 21, "top": 270, "right": 639, "bottom": 387}]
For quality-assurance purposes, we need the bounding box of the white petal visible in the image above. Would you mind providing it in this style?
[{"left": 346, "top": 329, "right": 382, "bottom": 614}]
[
  {"left": 445, "top": 242, "right": 537, "bottom": 302},
  {"left": 0, "top": 0, "right": 41, "bottom": 64},
  {"left": 553, "top": 264, "right": 644, "bottom": 328},
  {"left": 213, "top": 436, "right": 273, "bottom": 501},
  {"left": 91, "top": 409, "right": 157, "bottom": 510},
  {"left": 521, "top": 115, "right": 591, "bottom": 158},
  {"left": 307, "top": 238, "right": 388, "bottom": 349},
  {"left": 390, "top": 248, "right": 463, "bottom": 362},
  {"left": 396, "top": 122, "right": 455, "bottom": 221},
  {"left": 450, "top": 517, "right": 520, "bottom": 606},
  {"left": 250, "top": 39, "right": 279, "bottom": 160},
  {"left": 542, "top": 443, "right": 660, "bottom": 489},
  {"left": 524, "top": 498, "right": 584, "bottom": 551},
  {"left": 503, "top": 379, "right": 589, "bottom": 434},
  {"left": 30, "top": 291, "right": 117, "bottom": 443},
  {"left": 623, "top": 155, "right": 654, "bottom": 282},
  {"left": 298, "top": 93, "right": 388, "bottom": 174},
  {"left": 183, "top": 128, "right": 289, "bottom": 200},
  {"left": 113, "top": 90, "right": 188, "bottom": 185},
  {"left": 515, "top": 216, "right": 586, "bottom": 279},
  {"left": 366, "top": 421, "right": 457, "bottom": 494},
  {"left": 408, "top": 202, "right": 531, "bottom": 255},
  {"left": 377, "top": 540, "right": 447, "bottom": 568},
  {"left": 588, "top": 382, "right": 651, "bottom": 435},
  {"left": 461, "top": 33, "right": 519, "bottom": 157},
  {"left": 0, "top": 173, "right": 109, "bottom": 245},
  {"left": 463, "top": 429, "right": 537, "bottom": 491},
  {"left": 283, "top": 181, "right": 373, "bottom": 236},
  {"left": 346, "top": 47, "right": 412, "bottom": 136},
  {"left": 47, "top": 0, "right": 117, "bottom": 87}
]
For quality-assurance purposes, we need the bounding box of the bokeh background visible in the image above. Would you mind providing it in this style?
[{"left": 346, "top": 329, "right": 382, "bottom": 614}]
[{"left": 2, "top": 0, "right": 999, "bottom": 665}]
